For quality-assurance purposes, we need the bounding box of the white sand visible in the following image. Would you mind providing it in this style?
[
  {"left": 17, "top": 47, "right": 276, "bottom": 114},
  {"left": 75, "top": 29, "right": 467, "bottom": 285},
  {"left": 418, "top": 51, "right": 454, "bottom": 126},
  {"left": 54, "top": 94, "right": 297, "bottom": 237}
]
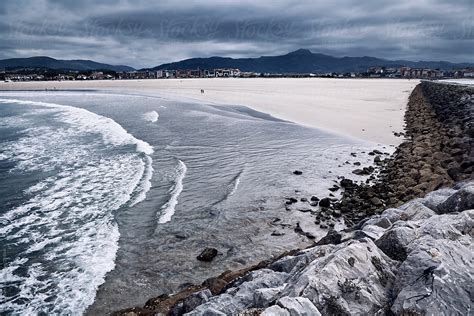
[{"left": 0, "top": 78, "right": 419, "bottom": 145}]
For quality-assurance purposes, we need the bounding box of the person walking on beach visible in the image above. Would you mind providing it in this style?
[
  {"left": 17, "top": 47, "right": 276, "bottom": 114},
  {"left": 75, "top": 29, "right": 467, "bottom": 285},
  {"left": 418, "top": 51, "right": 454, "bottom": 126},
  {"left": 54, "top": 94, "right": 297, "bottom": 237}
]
[{"left": 201, "top": 89, "right": 205, "bottom": 94}]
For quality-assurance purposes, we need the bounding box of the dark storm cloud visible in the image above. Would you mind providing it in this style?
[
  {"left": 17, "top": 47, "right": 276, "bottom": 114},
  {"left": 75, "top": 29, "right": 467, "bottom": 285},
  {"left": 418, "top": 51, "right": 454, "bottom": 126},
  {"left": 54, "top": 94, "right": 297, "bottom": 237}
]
[{"left": 0, "top": 0, "right": 472, "bottom": 67}]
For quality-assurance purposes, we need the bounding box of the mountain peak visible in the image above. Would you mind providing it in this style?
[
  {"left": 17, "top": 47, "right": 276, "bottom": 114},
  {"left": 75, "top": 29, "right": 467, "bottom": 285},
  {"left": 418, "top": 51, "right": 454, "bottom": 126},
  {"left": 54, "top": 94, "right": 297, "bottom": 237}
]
[{"left": 288, "top": 48, "right": 313, "bottom": 55}]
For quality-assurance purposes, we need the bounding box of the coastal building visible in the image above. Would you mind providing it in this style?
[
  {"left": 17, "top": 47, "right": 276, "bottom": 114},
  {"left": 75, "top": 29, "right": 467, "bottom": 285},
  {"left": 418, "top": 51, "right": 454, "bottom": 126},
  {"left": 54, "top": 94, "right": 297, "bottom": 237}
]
[{"left": 215, "top": 68, "right": 240, "bottom": 77}]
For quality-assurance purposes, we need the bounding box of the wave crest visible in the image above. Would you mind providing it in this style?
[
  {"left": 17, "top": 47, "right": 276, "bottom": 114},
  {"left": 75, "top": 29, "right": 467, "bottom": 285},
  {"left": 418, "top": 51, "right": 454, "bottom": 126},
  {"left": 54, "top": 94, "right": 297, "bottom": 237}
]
[{"left": 158, "top": 159, "right": 187, "bottom": 224}]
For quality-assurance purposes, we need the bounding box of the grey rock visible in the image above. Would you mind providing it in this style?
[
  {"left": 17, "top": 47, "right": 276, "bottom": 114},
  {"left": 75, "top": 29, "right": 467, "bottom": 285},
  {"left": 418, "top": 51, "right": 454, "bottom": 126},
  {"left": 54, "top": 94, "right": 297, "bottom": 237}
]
[
  {"left": 314, "top": 229, "right": 342, "bottom": 245},
  {"left": 340, "top": 178, "right": 354, "bottom": 188},
  {"left": 269, "top": 248, "right": 327, "bottom": 274},
  {"left": 380, "top": 201, "right": 436, "bottom": 224},
  {"left": 279, "top": 239, "right": 397, "bottom": 315},
  {"left": 376, "top": 208, "right": 405, "bottom": 224},
  {"left": 363, "top": 216, "right": 392, "bottom": 229},
  {"left": 399, "top": 201, "right": 437, "bottom": 221},
  {"left": 260, "top": 305, "right": 290, "bottom": 316},
  {"left": 370, "top": 197, "right": 383, "bottom": 207},
  {"left": 436, "top": 182, "right": 474, "bottom": 214},
  {"left": 375, "top": 225, "right": 416, "bottom": 261},
  {"left": 421, "top": 187, "right": 456, "bottom": 211},
  {"left": 181, "top": 290, "right": 213, "bottom": 314},
  {"left": 361, "top": 224, "right": 388, "bottom": 241},
  {"left": 187, "top": 269, "right": 289, "bottom": 315},
  {"left": 237, "top": 308, "right": 265, "bottom": 316},
  {"left": 417, "top": 209, "right": 473, "bottom": 241},
  {"left": 276, "top": 297, "right": 321, "bottom": 316},
  {"left": 197, "top": 248, "right": 218, "bottom": 262},
  {"left": 253, "top": 286, "right": 285, "bottom": 308},
  {"left": 391, "top": 212, "right": 474, "bottom": 315},
  {"left": 188, "top": 307, "right": 226, "bottom": 316},
  {"left": 319, "top": 198, "right": 331, "bottom": 208}
]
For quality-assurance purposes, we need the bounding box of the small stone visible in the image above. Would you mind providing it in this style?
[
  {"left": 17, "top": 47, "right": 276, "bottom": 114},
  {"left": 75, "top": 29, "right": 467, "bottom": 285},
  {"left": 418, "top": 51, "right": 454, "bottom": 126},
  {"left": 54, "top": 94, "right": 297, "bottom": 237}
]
[
  {"left": 197, "top": 248, "right": 218, "bottom": 262},
  {"left": 340, "top": 178, "right": 354, "bottom": 188},
  {"left": 319, "top": 198, "right": 331, "bottom": 208},
  {"left": 329, "top": 185, "right": 340, "bottom": 192},
  {"left": 370, "top": 197, "right": 383, "bottom": 207},
  {"left": 286, "top": 197, "right": 298, "bottom": 204},
  {"left": 293, "top": 170, "right": 303, "bottom": 175}
]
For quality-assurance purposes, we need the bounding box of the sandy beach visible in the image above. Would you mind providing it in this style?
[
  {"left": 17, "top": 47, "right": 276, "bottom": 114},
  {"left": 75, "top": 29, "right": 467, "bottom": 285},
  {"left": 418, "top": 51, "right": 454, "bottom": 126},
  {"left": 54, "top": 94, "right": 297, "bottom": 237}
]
[{"left": 0, "top": 78, "right": 419, "bottom": 145}]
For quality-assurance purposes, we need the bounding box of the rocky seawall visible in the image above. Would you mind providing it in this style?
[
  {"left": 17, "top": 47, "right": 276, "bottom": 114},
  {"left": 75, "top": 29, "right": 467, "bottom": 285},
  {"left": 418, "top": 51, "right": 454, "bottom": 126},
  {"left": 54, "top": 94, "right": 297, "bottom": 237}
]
[
  {"left": 115, "top": 81, "right": 473, "bottom": 315},
  {"left": 334, "top": 80, "right": 473, "bottom": 226}
]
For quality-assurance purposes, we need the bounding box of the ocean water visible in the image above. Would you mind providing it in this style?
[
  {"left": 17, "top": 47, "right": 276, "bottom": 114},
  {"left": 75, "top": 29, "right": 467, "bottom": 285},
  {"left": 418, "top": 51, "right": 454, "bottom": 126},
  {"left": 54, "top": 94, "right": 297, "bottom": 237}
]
[{"left": 0, "top": 91, "right": 387, "bottom": 314}]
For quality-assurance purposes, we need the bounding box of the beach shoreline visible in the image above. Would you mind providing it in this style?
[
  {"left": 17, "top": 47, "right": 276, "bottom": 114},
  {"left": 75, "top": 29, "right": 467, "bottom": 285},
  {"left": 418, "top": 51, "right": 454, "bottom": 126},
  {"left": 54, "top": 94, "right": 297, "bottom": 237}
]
[
  {"left": 0, "top": 78, "right": 419, "bottom": 146},
  {"left": 113, "top": 81, "right": 473, "bottom": 315}
]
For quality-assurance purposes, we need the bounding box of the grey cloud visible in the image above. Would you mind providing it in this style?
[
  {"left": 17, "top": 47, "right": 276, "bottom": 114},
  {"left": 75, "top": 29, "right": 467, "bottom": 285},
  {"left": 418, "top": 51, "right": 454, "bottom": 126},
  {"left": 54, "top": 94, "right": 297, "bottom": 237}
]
[{"left": 0, "top": 0, "right": 472, "bottom": 67}]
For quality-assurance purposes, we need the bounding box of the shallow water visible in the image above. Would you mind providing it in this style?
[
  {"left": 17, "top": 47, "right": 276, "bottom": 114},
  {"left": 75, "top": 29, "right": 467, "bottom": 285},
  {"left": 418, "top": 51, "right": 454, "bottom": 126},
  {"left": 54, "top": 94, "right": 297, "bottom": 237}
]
[{"left": 0, "top": 91, "right": 386, "bottom": 314}]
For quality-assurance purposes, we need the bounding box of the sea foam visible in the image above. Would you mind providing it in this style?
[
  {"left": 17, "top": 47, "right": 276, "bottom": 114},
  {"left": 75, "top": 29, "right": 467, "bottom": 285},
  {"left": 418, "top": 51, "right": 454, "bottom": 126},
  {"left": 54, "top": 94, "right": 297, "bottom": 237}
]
[
  {"left": 158, "top": 159, "right": 187, "bottom": 224},
  {"left": 143, "top": 110, "right": 159, "bottom": 123},
  {"left": 0, "top": 98, "right": 154, "bottom": 314},
  {"left": 0, "top": 99, "right": 154, "bottom": 155}
]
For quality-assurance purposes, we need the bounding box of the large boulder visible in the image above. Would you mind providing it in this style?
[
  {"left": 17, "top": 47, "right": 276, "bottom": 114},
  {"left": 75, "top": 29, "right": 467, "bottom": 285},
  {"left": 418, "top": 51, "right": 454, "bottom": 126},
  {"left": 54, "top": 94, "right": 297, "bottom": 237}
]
[
  {"left": 436, "top": 182, "right": 474, "bottom": 214},
  {"left": 277, "top": 239, "right": 398, "bottom": 315},
  {"left": 390, "top": 211, "right": 474, "bottom": 315},
  {"left": 186, "top": 269, "right": 289, "bottom": 315},
  {"left": 375, "top": 224, "right": 416, "bottom": 261}
]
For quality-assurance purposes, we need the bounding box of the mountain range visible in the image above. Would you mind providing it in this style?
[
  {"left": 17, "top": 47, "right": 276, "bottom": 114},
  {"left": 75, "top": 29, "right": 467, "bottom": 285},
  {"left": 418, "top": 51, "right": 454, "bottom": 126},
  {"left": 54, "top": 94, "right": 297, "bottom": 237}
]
[
  {"left": 0, "top": 56, "right": 135, "bottom": 72},
  {"left": 1, "top": 50, "right": 473, "bottom": 73},
  {"left": 151, "top": 49, "right": 473, "bottom": 73}
]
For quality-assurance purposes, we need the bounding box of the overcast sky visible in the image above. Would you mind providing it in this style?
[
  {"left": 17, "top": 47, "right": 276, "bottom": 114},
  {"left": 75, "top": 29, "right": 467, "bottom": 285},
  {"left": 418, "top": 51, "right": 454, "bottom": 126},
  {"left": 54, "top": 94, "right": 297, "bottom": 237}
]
[{"left": 0, "top": 0, "right": 472, "bottom": 68}]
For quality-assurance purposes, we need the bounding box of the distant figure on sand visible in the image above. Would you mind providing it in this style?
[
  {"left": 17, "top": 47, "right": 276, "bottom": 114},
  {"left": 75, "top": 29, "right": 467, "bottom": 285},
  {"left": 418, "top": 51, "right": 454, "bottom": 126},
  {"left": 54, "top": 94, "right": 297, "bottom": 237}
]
[{"left": 201, "top": 89, "right": 204, "bottom": 94}]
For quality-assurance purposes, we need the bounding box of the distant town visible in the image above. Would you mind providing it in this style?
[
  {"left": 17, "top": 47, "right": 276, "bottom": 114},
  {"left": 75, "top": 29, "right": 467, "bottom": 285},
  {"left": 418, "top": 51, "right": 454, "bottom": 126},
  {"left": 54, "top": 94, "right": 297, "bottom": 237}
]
[{"left": 2, "top": 66, "right": 474, "bottom": 82}]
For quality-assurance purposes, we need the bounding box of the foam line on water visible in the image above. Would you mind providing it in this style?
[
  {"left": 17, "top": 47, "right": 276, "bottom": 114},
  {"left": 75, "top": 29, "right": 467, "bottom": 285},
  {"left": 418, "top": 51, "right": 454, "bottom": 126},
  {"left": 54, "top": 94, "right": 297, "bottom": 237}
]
[
  {"left": 0, "top": 98, "right": 154, "bottom": 155},
  {"left": 0, "top": 98, "right": 155, "bottom": 314},
  {"left": 158, "top": 159, "right": 187, "bottom": 224},
  {"left": 130, "top": 155, "right": 154, "bottom": 206},
  {"left": 228, "top": 169, "right": 243, "bottom": 197}
]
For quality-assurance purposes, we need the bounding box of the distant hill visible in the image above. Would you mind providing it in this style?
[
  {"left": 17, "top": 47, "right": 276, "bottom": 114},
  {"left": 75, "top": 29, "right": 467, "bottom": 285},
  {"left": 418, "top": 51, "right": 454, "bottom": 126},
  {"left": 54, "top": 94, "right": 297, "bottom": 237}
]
[
  {"left": 0, "top": 56, "right": 135, "bottom": 72},
  {"left": 151, "top": 49, "right": 474, "bottom": 73}
]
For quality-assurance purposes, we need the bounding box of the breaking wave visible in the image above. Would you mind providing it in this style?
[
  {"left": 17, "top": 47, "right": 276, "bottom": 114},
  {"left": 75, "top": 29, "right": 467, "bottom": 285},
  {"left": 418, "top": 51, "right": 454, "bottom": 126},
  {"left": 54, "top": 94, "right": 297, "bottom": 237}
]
[{"left": 0, "top": 98, "right": 153, "bottom": 314}]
